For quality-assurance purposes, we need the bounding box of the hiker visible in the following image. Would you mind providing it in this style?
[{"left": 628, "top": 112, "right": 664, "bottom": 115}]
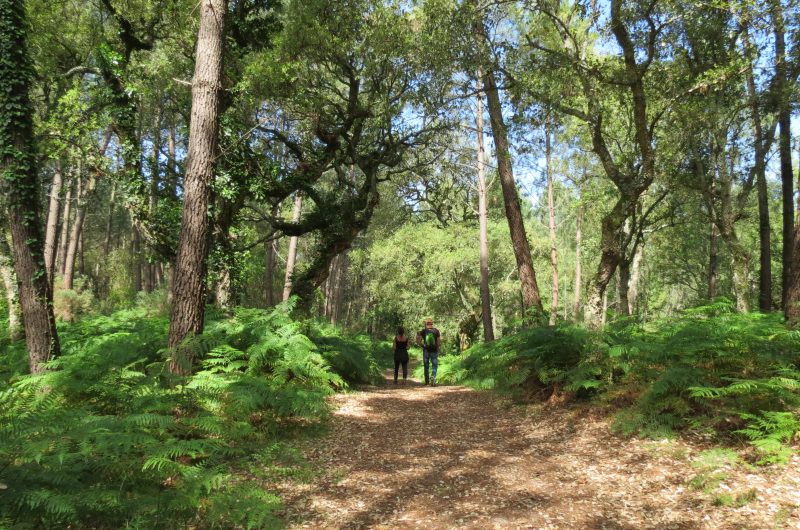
[
  {"left": 416, "top": 318, "right": 441, "bottom": 386},
  {"left": 393, "top": 326, "right": 410, "bottom": 384}
]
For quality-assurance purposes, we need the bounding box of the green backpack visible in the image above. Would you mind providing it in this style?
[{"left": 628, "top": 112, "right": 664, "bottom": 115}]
[{"left": 423, "top": 329, "right": 437, "bottom": 350}]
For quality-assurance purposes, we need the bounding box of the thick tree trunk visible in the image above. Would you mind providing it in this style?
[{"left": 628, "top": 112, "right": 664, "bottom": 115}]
[
  {"left": 628, "top": 242, "right": 644, "bottom": 315},
  {"left": 770, "top": 0, "right": 794, "bottom": 310},
  {"left": 546, "top": 117, "right": 559, "bottom": 325},
  {"left": 168, "top": 0, "right": 227, "bottom": 372},
  {"left": 0, "top": 1, "right": 60, "bottom": 372},
  {"left": 573, "top": 204, "right": 583, "bottom": 320},
  {"left": 57, "top": 178, "right": 73, "bottom": 274},
  {"left": 43, "top": 160, "right": 63, "bottom": 288},
  {"left": 584, "top": 198, "right": 630, "bottom": 326},
  {"left": 333, "top": 253, "right": 348, "bottom": 325},
  {"left": 731, "top": 248, "right": 751, "bottom": 313},
  {"left": 282, "top": 193, "right": 303, "bottom": 301},
  {"left": 476, "top": 22, "right": 544, "bottom": 323},
  {"left": 476, "top": 74, "right": 495, "bottom": 341}
]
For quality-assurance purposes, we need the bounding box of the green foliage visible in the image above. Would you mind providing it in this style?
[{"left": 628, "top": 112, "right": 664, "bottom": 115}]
[
  {"left": 0, "top": 303, "right": 380, "bottom": 529},
  {"left": 428, "top": 324, "right": 604, "bottom": 398},
  {"left": 435, "top": 300, "right": 800, "bottom": 462},
  {"left": 735, "top": 412, "right": 800, "bottom": 465}
]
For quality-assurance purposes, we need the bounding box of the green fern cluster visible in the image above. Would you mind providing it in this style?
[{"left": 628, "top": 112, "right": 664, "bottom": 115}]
[
  {"left": 434, "top": 300, "right": 800, "bottom": 461},
  {"left": 0, "top": 302, "right": 379, "bottom": 529},
  {"left": 430, "top": 324, "right": 604, "bottom": 397}
]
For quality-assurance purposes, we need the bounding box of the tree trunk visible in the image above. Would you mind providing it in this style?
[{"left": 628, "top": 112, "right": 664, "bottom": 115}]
[
  {"left": 0, "top": 0, "right": 60, "bottom": 372},
  {"left": 770, "top": 0, "right": 794, "bottom": 310},
  {"left": 167, "top": 119, "right": 178, "bottom": 199},
  {"left": 333, "top": 253, "right": 348, "bottom": 325},
  {"left": 57, "top": 177, "right": 73, "bottom": 274},
  {"left": 103, "top": 181, "right": 116, "bottom": 255},
  {"left": 63, "top": 169, "right": 88, "bottom": 291},
  {"left": 785, "top": 222, "right": 800, "bottom": 326},
  {"left": 265, "top": 237, "right": 277, "bottom": 306},
  {"left": 731, "top": 249, "right": 751, "bottom": 313},
  {"left": 282, "top": 193, "right": 303, "bottom": 301},
  {"left": 0, "top": 235, "right": 22, "bottom": 341},
  {"left": 145, "top": 121, "right": 161, "bottom": 293},
  {"left": 584, "top": 198, "right": 630, "bottom": 326},
  {"left": 168, "top": 0, "right": 227, "bottom": 373},
  {"left": 43, "top": 160, "right": 64, "bottom": 288},
  {"left": 132, "top": 227, "right": 142, "bottom": 292},
  {"left": 475, "top": 21, "right": 544, "bottom": 324},
  {"left": 617, "top": 258, "right": 631, "bottom": 317},
  {"left": 708, "top": 219, "right": 719, "bottom": 300},
  {"left": 545, "top": 117, "right": 559, "bottom": 325},
  {"left": 628, "top": 241, "right": 644, "bottom": 315},
  {"left": 476, "top": 73, "right": 495, "bottom": 341},
  {"left": 743, "top": 30, "right": 772, "bottom": 311},
  {"left": 573, "top": 204, "right": 583, "bottom": 320}
]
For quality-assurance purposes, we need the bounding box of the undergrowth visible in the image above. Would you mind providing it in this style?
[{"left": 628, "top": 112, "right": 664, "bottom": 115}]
[
  {"left": 434, "top": 300, "right": 800, "bottom": 464},
  {"left": 0, "top": 302, "right": 385, "bottom": 529}
]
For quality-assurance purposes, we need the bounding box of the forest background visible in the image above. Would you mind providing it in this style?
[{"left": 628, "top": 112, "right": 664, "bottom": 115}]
[{"left": 1, "top": 0, "right": 800, "bottom": 528}]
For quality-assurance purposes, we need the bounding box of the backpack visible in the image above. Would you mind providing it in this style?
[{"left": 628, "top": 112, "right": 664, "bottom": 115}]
[{"left": 422, "top": 329, "right": 437, "bottom": 350}]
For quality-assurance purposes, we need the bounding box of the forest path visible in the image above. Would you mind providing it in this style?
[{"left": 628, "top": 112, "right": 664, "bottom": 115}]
[{"left": 273, "top": 371, "right": 800, "bottom": 529}]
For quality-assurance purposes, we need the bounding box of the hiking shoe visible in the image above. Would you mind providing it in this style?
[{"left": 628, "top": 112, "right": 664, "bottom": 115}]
[{"left": 431, "top": 377, "right": 436, "bottom": 387}]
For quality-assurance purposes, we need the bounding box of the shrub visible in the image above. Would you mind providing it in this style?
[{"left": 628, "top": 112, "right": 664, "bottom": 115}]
[{"left": 0, "top": 302, "right": 380, "bottom": 529}]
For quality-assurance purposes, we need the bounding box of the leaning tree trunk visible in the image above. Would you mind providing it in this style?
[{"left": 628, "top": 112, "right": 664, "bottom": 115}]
[
  {"left": 282, "top": 193, "right": 303, "bottom": 301},
  {"left": 43, "top": 160, "right": 64, "bottom": 288},
  {"left": 584, "top": 198, "right": 631, "bottom": 326},
  {"left": 475, "top": 21, "right": 544, "bottom": 323},
  {"left": 168, "top": 0, "right": 227, "bottom": 373},
  {"left": 475, "top": 73, "right": 495, "bottom": 341},
  {"left": 0, "top": 0, "right": 60, "bottom": 372},
  {"left": 545, "top": 117, "right": 559, "bottom": 325}
]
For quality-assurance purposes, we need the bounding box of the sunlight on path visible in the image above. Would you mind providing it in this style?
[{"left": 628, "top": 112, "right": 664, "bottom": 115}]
[{"left": 273, "top": 372, "right": 800, "bottom": 530}]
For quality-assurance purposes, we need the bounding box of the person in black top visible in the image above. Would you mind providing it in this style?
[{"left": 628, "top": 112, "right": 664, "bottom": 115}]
[
  {"left": 393, "top": 327, "right": 410, "bottom": 384},
  {"left": 416, "top": 318, "right": 441, "bottom": 386}
]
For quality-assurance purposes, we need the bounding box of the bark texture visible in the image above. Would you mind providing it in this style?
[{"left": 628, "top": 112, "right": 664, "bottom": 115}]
[
  {"left": 475, "top": 19, "right": 544, "bottom": 323},
  {"left": 0, "top": 235, "right": 21, "bottom": 340},
  {"left": 168, "top": 0, "right": 227, "bottom": 372},
  {"left": 573, "top": 204, "right": 583, "bottom": 320},
  {"left": 43, "top": 161, "right": 63, "bottom": 288},
  {"left": 475, "top": 75, "right": 494, "bottom": 341},
  {"left": 0, "top": 0, "right": 60, "bottom": 372},
  {"left": 282, "top": 194, "right": 303, "bottom": 301},
  {"left": 770, "top": 0, "right": 794, "bottom": 310},
  {"left": 545, "top": 118, "right": 558, "bottom": 325}
]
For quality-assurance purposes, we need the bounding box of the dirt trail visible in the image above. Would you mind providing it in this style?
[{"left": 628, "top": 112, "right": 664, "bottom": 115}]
[{"left": 274, "top": 372, "right": 800, "bottom": 529}]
